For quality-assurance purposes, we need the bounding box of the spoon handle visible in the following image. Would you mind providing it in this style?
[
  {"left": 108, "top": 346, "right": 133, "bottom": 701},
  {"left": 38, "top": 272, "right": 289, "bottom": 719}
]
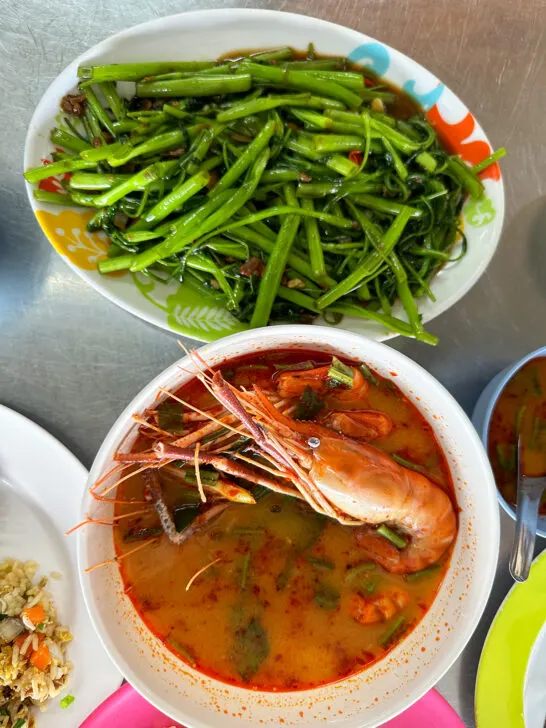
[{"left": 509, "top": 483, "right": 542, "bottom": 582}]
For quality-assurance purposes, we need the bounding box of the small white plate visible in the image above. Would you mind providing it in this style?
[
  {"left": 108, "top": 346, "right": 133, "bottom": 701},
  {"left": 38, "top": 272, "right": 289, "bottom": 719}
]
[{"left": 0, "top": 404, "right": 121, "bottom": 726}]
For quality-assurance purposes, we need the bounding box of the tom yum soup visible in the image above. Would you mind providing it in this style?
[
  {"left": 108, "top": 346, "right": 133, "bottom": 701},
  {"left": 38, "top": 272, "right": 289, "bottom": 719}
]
[
  {"left": 87, "top": 351, "right": 458, "bottom": 690},
  {"left": 488, "top": 357, "right": 546, "bottom": 513}
]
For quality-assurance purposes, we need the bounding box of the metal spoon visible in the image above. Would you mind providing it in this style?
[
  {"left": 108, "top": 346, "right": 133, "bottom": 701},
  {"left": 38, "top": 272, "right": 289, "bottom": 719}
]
[{"left": 509, "top": 436, "right": 546, "bottom": 582}]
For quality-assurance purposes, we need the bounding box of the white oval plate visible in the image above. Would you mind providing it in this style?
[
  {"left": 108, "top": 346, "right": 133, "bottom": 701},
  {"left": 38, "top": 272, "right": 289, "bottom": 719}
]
[
  {"left": 0, "top": 404, "right": 121, "bottom": 726},
  {"left": 24, "top": 9, "right": 505, "bottom": 342}
]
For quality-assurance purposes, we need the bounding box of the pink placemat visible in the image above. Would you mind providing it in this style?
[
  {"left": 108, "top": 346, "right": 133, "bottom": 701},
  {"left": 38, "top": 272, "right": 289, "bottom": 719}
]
[
  {"left": 80, "top": 683, "right": 184, "bottom": 728},
  {"left": 81, "top": 682, "right": 463, "bottom": 728},
  {"left": 383, "top": 688, "right": 464, "bottom": 727}
]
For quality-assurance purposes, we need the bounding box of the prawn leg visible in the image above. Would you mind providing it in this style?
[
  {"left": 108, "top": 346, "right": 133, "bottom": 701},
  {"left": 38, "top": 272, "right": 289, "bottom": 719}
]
[
  {"left": 154, "top": 442, "right": 299, "bottom": 495},
  {"left": 142, "top": 469, "right": 228, "bottom": 545}
]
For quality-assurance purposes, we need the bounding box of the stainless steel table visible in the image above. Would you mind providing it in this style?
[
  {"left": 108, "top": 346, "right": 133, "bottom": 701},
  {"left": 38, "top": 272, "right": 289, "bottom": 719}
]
[{"left": 2, "top": 0, "right": 546, "bottom": 724}]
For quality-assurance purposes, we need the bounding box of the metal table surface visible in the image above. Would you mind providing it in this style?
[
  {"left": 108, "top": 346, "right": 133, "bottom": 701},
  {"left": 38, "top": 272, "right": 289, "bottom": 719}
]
[{"left": 2, "top": 0, "right": 546, "bottom": 724}]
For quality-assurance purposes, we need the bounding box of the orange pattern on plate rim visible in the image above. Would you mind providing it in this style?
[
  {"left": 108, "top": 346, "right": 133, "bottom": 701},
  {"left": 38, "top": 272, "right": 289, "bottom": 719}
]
[
  {"left": 426, "top": 105, "right": 501, "bottom": 181},
  {"left": 36, "top": 209, "right": 124, "bottom": 276}
]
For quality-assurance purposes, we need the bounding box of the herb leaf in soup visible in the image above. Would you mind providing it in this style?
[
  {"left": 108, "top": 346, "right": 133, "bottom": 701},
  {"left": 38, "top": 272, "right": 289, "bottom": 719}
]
[
  {"left": 294, "top": 385, "right": 324, "bottom": 420},
  {"left": 380, "top": 615, "right": 406, "bottom": 646},
  {"left": 328, "top": 357, "right": 354, "bottom": 388},
  {"left": 345, "top": 562, "right": 376, "bottom": 583},
  {"left": 170, "top": 481, "right": 202, "bottom": 504},
  {"left": 157, "top": 400, "right": 185, "bottom": 434},
  {"left": 406, "top": 564, "right": 441, "bottom": 582},
  {"left": 169, "top": 639, "right": 197, "bottom": 667},
  {"left": 251, "top": 485, "right": 271, "bottom": 502},
  {"left": 183, "top": 467, "right": 219, "bottom": 485},
  {"left": 359, "top": 362, "right": 378, "bottom": 386},
  {"left": 358, "top": 579, "right": 377, "bottom": 596},
  {"left": 306, "top": 555, "right": 335, "bottom": 570},
  {"left": 232, "top": 612, "right": 270, "bottom": 682},
  {"left": 240, "top": 553, "right": 251, "bottom": 591},
  {"left": 276, "top": 555, "right": 296, "bottom": 591},
  {"left": 174, "top": 503, "right": 200, "bottom": 532},
  {"left": 274, "top": 360, "right": 315, "bottom": 372},
  {"left": 390, "top": 453, "right": 430, "bottom": 476},
  {"left": 314, "top": 584, "right": 340, "bottom": 609}
]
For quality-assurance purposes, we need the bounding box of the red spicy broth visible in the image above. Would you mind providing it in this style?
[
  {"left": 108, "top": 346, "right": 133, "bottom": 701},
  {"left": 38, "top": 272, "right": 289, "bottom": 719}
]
[{"left": 113, "top": 349, "right": 455, "bottom": 690}]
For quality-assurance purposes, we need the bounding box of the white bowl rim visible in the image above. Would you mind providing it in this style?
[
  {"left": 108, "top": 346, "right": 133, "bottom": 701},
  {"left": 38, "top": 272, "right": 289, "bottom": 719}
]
[
  {"left": 476, "top": 345, "right": 546, "bottom": 538},
  {"left": 78, "top": 324, "right": 500, "bottom": 727},
  {"left": 23, "top": 7, "right": 505, "bottom": 344}
]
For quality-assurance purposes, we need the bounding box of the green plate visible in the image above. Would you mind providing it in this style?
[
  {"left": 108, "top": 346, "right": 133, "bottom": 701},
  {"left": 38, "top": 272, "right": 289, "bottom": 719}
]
[{"left": 475, "top": 549, "right": 546, "bottom": 728}]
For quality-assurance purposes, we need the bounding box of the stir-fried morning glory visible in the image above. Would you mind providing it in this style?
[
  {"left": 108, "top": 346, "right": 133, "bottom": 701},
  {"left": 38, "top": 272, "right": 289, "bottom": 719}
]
[{"left": 25, "top": 45, "right": 505, "bottom": 344}]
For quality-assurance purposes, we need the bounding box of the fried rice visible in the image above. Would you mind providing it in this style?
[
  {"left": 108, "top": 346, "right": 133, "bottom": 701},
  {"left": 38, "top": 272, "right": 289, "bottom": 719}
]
[{"left": 0, "top": 560, "right": 72, "bottom": 728}]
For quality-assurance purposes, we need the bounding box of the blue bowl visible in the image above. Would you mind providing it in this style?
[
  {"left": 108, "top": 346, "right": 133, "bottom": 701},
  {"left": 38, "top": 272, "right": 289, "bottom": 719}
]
[{"left": 472, "top": 346, "right": 546, "bottom": 538}]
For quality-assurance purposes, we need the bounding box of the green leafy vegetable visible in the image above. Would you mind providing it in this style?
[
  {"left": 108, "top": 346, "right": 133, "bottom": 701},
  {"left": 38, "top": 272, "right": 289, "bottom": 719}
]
[
  {"left": 359, "top": 363, "right": 379, "bottom": 386},
  {"left": 251, "top": 485, "right": 271, "bottom": 502},
  {"left": 391, "top": 453, "right": 430, "bottom": 476},
  {"left": 157, "top": 400, "right": 185, "bottom": 434},
  {"left": 358, "top": 579, "right": 377, "bottom": 595},
  {"left": 327, "top": 357, "right": 354, "bottom": 388},
  {"left": 202, "top": 426, "right": 230, "bottom": 444},
  {"left": 529, "top": 419, "right": 546, "bottom": 450},
  {"left": 173, "top": 504, "right": 200, "bottom": 532},
  {"left": 377, "top": 524, "right": 408, "bottom": 549},
  {"left": 406, "top": 564, "right": 441, "bottom": 582},
  {"left": 232, "top": 613, "right": 270, "bottom": 682},
  {"left": 345, "top": 562, "right": 376, "bottom": 582},
  {"left": 276, "top": 555, "right": 296, "bottom": 591},
  {"left": 237, "top": 364, "right": 270, "bottom": 371},
  {"left": 314, "top": 584, "right": 340, "bottom": 609},
  {"left": 169, "top": 639, "right": 197, "bottom": 666},
  {"left": 380, "top": 615, "right": 406, "bottom": 646},
  {"left": 170, "top": 481, "right": 203, "bottom": 504},
  {"left": 240, "top": 553, "right": 251, "bottom": 590},
  {"left": 306, "top": 555, "right": 335, "bottom": 570},
  {"left": 496, "top": 443, "right": 516, "bottom": 470},
  {"left": 182, "top": 467, "right": 219, "bottom": 485},
  {"left": 274, "top": 360, "right": 315, "bottom": 371},
  {"left": 24, "top": 50, "right": 504, "bottom": 346},
  {"left": 515, "top": 405, "right": 527, "bottom": 435},
  {"left": 294, "top": 385, "right": 325, "bottom": 420}
]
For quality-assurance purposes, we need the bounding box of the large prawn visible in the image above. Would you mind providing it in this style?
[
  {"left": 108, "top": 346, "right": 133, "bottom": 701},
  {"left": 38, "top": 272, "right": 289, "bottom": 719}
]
[{"left": 115, "top": 357, "right": 457, "bottom": 575}]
